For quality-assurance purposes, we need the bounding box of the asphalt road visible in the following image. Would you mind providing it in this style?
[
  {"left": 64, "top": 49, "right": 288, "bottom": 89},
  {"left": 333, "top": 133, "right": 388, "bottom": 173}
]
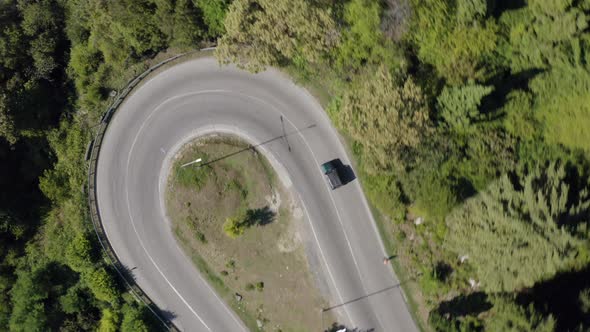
[{"left": 95, "top": 57, "right": 418, "bottom": 332}]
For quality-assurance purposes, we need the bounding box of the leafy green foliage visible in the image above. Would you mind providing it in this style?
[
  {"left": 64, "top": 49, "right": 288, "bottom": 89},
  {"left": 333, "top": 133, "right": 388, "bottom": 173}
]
[
  {"left": 195, "top": 0, "right": 230, "bottom": 37},
  {"left": 529, "top": 64, "right": 590, "bottom": 152},
  {"left": 499, "top": 0, "right": 588, "bottom": 73},
  {"left": 0, "top": 94, "right": 17, "bottom": 145},
  {"left": 98, "top": 308, "right": 119, "bottom": 332},
  {"left": 336, "top": 0, "right": 404, "bottom": 72},
  {"left": 502, "top": 90, "right": 538, "bottom": 141},
  {"left": 0, "top": 0, "right": 230, "bottom": 330},
  {"left": 223, "top": 215, "right": 246, "bottom": 238},
  {"left": 0, "top": 0, "right": 588, "bottom": 329},
  {"left": 446, "top": 162, "right": 590, "bottom": 292},
  {"left": 120, "top": 304, "right": 150, "bottom": 332},
  {"left": 216, "top": 0, "right": 338, "bottom": 72},
  {"left": 9, "top": 268, "right": 48, "bottom": 332},
  {"left": 19, "top": 0, "right": 64, "bottom": 80},
  {"left": 65, "top": 234, "right": 96, "bottom": 273},
  {"left": 437, "top": 84, "right": 493, "bottom": 134},
  {"left": 85, "top": 267, "right": 119, "bottom": 304},
  {"left": 410, "top": 0, "right": 499, "bottom": 83},
  {"left": 336, "top": 65, "right": 431, "bottom": 173}
]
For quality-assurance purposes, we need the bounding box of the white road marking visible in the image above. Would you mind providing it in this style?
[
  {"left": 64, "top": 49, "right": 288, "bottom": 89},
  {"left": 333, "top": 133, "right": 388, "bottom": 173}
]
[
  {"left": 126, "top": 90, "right": 248, "bottom": 332},
  {"left": 108, "top": 85, "right": 389, "bottom": 331}
]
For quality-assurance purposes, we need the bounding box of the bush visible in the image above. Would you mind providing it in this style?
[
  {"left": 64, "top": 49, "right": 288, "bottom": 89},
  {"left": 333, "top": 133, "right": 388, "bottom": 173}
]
[
  {"left": 256, "top": 281, "right": 264, "bottom": 292},
  {"left": 223, "top": 215, "right": 246, "bottom": 238},
  {"left": 85, "top": 267, "right": 119, "bottom": 304},
  {"left": 98, "top": 309, "right": 119, "bottom": 332},
  {"left": 245, "top": 283, "right": 255, "bottom": 291},
  {"left": 196, "top": 231, "right": 207, "bottom": 244}
]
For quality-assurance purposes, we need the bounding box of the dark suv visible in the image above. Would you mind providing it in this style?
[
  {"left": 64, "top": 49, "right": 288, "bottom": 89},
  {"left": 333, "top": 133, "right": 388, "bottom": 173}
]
[{"left": 321, "top": 160, "right": 343, "bottom": 190}]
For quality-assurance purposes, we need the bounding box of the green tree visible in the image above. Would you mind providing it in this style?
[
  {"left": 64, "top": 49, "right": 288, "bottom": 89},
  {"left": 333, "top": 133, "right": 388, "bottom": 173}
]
[
  {"left": 410, "top": 0, "right": 499, "bottom": 83},
  {"left": 155, "top": 0, "right": 206, "bottom": 47},
  {"left": 485, "top": 296, "right": 555, "bottom": 332},
  {"left": 65, "top": 234, "right": 95, "bottom": 273},
  {"left": 39, "top": 119, "right": 88, "bottom": 203},
  {"left": 499, "top": 0, "right": 588, "bottom": 73},
  {"left": 18, "top": 0, "right": 64, "bottom": 79},
  {"left": 336, "top": 65, "right": 431, "bottom": 173},
  {"left": 223, "top": 215, "right": 245, "bottom": 238},
  {"left": 0, "top": 94, "right": 17, "bottom": 145},
  {"left": 85, "top": 267, "right": 118, "bottom": 304},
  {"left": 529, "top": 64, "right": 590, "bottom": 152},
  {"left": 336, "top": 0, "right": 402, "bottom": 72},
  {"left": 216, "top": 0, "right": 338, "bottom": 72},
  {"left": 98, "top": 308, "right": 120, "bottom": 332},
  {"left": 120, "top": 304, "right": 150, "bottom": 332},
  {"left": 195, "top": 0, "right": 230, "bottom": 37},
  {"left": 445, "top": 162, "right": 590, "bottom": 292},
  {"left": 502, "top": 90, "right": 538, "bottom": 141},
  {"left": 437, "top": 84, "right": 493, "bottom": 134},
  {"left": 59, "top": 285, "right": 89, "bottom": 314},
  {"left": 9, "top": 268, "right": 48, "bottom": 332}
]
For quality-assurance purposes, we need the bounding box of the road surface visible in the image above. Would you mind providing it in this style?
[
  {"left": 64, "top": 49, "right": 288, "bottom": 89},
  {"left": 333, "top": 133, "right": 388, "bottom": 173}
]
[{"left": 95, "top": 57, "right": 418, "bottom": 331}]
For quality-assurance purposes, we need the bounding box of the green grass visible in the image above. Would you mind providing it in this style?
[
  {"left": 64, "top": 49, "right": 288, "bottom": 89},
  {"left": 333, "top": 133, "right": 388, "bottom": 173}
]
[
  {"left": 174, "top": 155, "right": 210, "bottom": 189},
  {"left": 173, "top": 226, "right": 259, "bottom": 330}
]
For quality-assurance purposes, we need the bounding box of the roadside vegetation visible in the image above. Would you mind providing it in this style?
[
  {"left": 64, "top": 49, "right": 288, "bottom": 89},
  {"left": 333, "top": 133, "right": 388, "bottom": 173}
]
[
  {"left": 1, "top": 0, "right": 589, "bottom": 331},
  {"left": 215, "top": 0, "right": 590, "bottom": 331},
  {"left": 166, "top": 136, "right": 331, "bottom": 331},
  {"left": 0, "top": 0, "right": 226, "bottom": 330}
]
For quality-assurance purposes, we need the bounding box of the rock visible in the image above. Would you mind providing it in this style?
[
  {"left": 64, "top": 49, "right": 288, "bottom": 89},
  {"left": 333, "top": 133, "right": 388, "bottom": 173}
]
[
  {"left": 235, "top": 293, "right": 242, "bottom": 302},
  {"left": 256, "top": 319, "right": 263, "bottom": 329},
  {"left": 459, "top": 254, "right": 469, "bottom": 263},
  {"left": 414, "top": 217, "right": 423, "bottom": 225}
]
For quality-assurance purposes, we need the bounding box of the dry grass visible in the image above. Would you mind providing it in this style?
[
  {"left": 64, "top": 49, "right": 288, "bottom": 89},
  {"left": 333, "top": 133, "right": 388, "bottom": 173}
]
[{"left": 166, "top": 135, "right": 332, "bottom": 331}]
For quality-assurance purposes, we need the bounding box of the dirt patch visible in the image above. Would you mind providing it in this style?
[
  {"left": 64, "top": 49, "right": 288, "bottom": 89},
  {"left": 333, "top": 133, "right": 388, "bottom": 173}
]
[{"left": 166, "top": 135, "right": 332, "bottom": 331}]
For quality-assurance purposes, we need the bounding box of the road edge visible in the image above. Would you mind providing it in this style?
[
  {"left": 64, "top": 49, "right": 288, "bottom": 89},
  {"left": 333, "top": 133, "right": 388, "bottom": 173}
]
[{"left": 86, "top": 48, "right": 215, "bottom": 332}]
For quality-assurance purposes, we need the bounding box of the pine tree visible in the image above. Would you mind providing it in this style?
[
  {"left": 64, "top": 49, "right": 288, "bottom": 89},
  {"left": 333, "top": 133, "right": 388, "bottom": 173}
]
[{"left": 445, "top": 162, "right": 590, "bottom": 292}]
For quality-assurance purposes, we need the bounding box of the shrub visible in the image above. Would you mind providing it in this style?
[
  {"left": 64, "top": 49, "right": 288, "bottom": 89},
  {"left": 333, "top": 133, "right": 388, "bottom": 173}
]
[
  {"left": 223, "top": 215, "right": 245, "bottom": 238},
  {"left": 196, "top": 231, "right": 207, "bottom": 244}
]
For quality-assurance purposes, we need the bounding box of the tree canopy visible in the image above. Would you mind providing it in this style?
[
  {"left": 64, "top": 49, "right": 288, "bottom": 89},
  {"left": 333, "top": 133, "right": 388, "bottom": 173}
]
[
  {"left": 446, "top": 162, "right": 590, "bottom": 292},
  {"left": 336, "top": 65, "right": 431, "bottom": 173},
  {"left": 216, "top": 0, "right": 338, "bottom": 71}
]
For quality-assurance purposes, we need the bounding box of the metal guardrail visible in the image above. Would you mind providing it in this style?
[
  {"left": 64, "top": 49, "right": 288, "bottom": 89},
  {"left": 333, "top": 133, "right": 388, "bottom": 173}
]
[{"left": 87, "top": 48, "right": 214, "bottom": 331}]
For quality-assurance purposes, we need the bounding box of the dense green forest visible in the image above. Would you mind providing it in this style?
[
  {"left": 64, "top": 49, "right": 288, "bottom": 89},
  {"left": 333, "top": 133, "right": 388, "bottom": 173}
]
[{"left": 1, "top": 0, "right": 589, "bottom": 331}]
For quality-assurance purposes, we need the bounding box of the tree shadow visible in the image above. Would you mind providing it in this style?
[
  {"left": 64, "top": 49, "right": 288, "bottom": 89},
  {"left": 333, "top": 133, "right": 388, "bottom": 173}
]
[
  {"left": 435, "top": 292, "right": 493, "bottom": 318},
  {"left": 243, "top": 206, "right": 275, "bottom": 227},
  {"left": 433, "top": 261, "right": 453, "bottom": 283},
  {"left": 516, "top": 264, "right": 590, "bottom": 331},
  {"left": 480, "top": 68, "right": 545, "bottom": 117}
]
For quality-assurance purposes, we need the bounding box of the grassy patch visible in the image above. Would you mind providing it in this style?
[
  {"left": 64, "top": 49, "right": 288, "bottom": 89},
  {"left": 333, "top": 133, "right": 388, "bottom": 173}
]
[{"left": 166, "top": 135, "right": 331, "bottom": 331}]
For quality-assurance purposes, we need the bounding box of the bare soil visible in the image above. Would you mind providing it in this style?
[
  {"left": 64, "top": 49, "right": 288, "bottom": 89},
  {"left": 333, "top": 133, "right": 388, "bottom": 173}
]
[{"left": 166, "top": 135, "right": 332, "bottom": 331}]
